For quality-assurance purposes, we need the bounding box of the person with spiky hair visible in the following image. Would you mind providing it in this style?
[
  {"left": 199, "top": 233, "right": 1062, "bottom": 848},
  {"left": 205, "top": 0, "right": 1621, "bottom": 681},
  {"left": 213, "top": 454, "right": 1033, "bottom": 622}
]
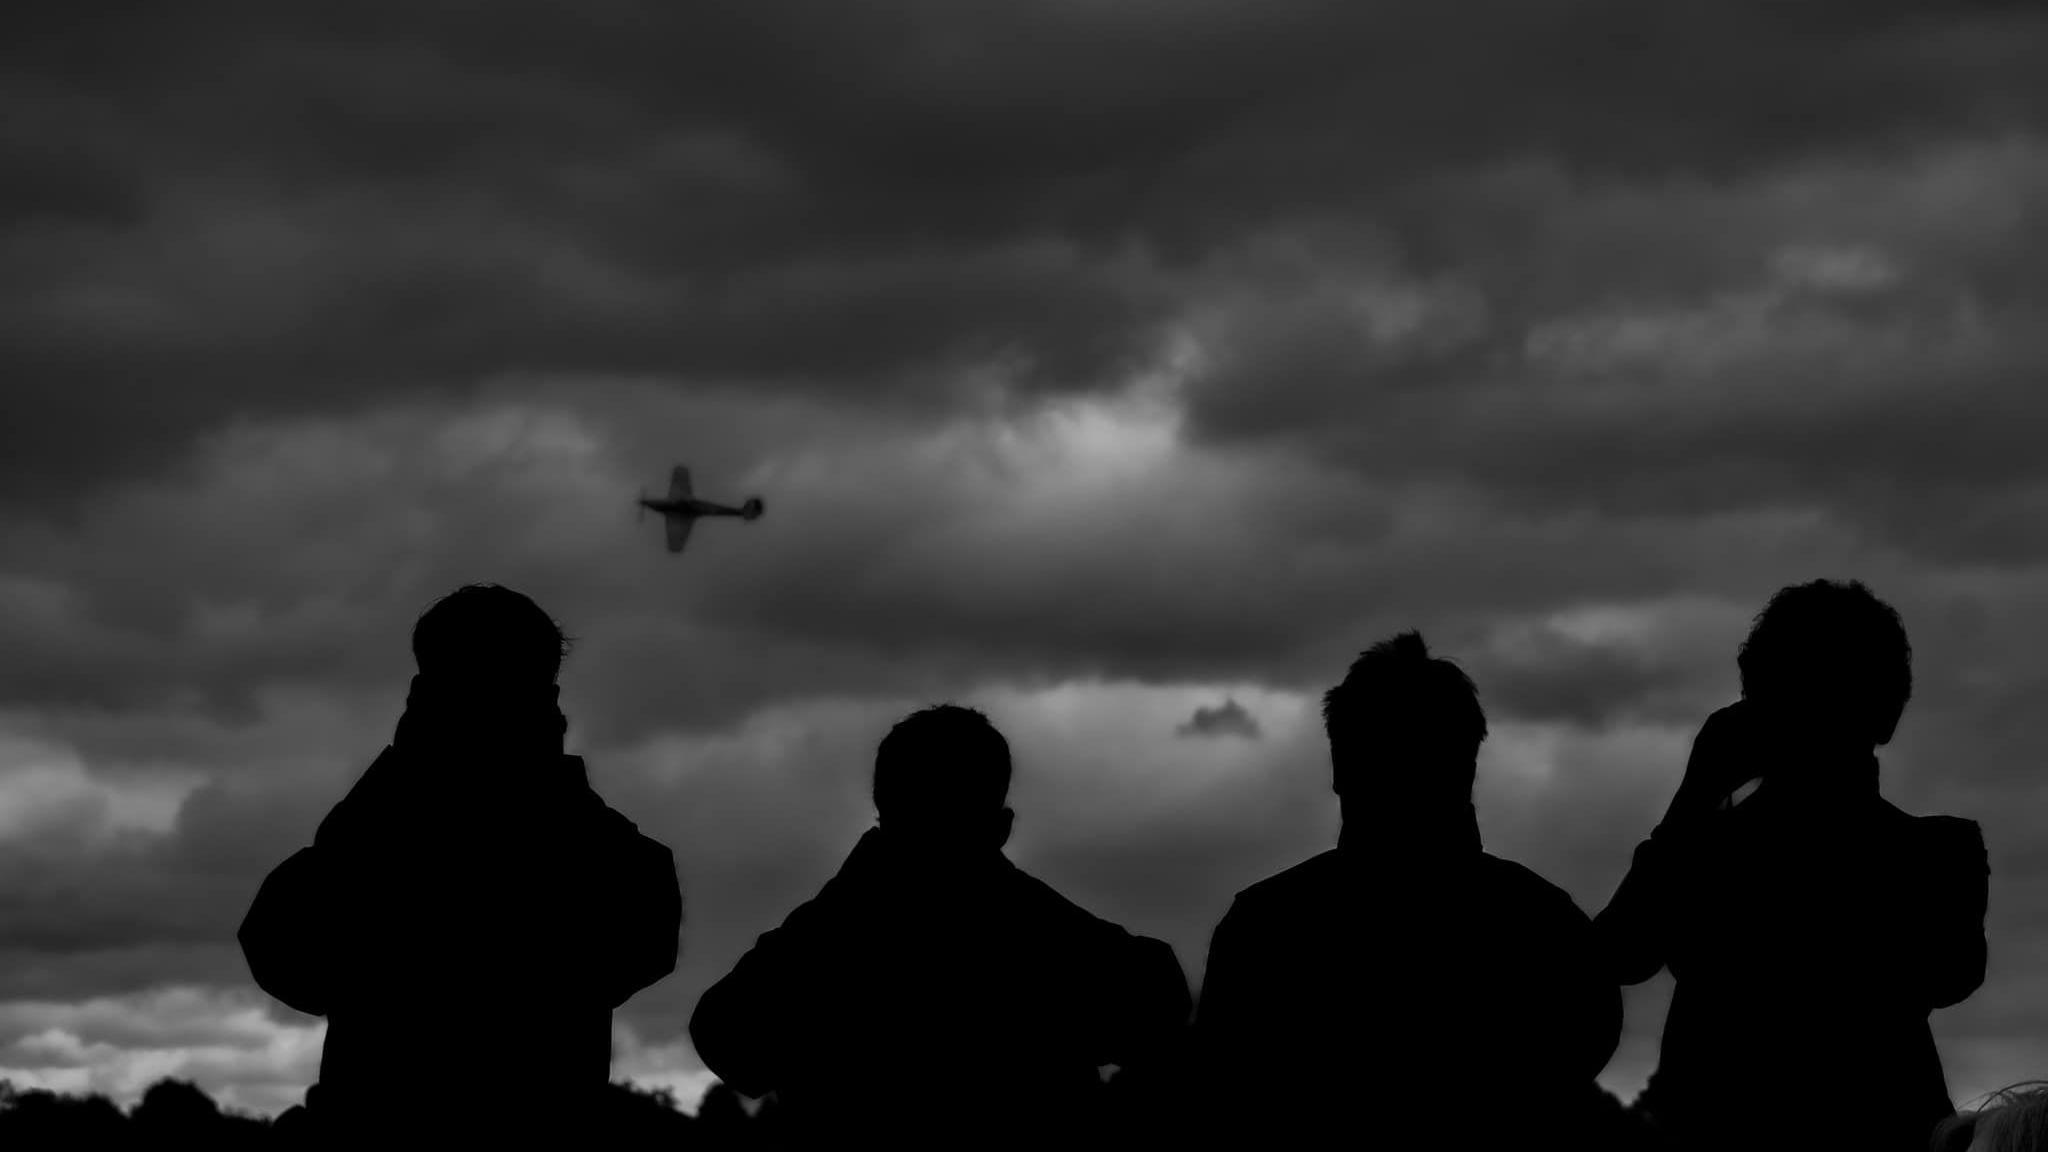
[
  {"left": 1936, "top": 1082, "right": 2048, "bottom": 1152},
  {"left": 691, "top": 704, "right": 1190, "bottom": 1148},
  {"left": 239, "top": 585, "right": 683, "bottom": 1142},
  {"left": 1193, "top": 632, "right": 1622, "bottom": 1147},
  {"left": 1598, "top": 579, "right": 1988, "bottom": 1152}
]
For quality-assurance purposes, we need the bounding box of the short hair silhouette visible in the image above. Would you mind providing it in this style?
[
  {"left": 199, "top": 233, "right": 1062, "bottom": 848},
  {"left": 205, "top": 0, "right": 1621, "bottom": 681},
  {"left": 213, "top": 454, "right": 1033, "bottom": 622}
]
[
  {"left": 1322, "top": 631, "right": 1487, "bottom": 794},
  {"left": 1935, "top": 1083, "right": 2048, "bottom": 1152},
  {"left": 410, "top": 583, "right": 571, "bottom": 683},
  {"left": 1736, "top": 578, "right": 1912, "bottom": 745},
  {"left": 872, "top": 704, "right": 1012, "bottom": 820}
]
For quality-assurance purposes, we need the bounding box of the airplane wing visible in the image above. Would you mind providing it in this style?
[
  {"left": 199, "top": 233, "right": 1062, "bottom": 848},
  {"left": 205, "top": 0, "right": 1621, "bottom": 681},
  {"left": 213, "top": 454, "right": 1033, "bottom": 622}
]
[
  {"left": 665, "top": 513, "right": 695, "bottom": 554},
  {"left": 669, "top": 465, "right": 692, "bottom": 500}
]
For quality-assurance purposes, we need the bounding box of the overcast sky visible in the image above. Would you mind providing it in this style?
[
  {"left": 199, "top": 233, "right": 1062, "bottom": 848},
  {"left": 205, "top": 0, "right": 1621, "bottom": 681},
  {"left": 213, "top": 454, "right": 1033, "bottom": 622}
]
[{"left": 4, "top": 0, "right": 2048, "bottom": 1116}]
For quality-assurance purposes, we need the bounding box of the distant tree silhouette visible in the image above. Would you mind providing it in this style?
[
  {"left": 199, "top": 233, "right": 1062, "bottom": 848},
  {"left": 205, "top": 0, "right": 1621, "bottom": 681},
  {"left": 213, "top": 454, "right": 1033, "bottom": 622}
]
[
  {"left": 599, "top": 1078, "right": 785, "bottom": 1147},
  {"left": 132, "top": 1078, "right": 270, "bottom": 1147},
  {"left": 1576, "top": 1082, "right": 1656, "bottom": 1150},
  {"left": 0, "top": 1075, "right": 807, "bottom": 1147},
  {"left": 0, "top": 1081, "right": 129, "bottom": 1144},
  {"left": 598, "top": 1080, "right": 697, "bottom": 1142},
  {"left": 0, "top": 1077, "right": 271, "bottom": 1147},
  {"left": 134, "top": 1077, "right": 220, "bottom": 1126},
  {"left": 692, "top": 1080, "right": 763, "bottom": 1146},
  {"left": 696, "top": 1080, "right": 748, "bottom": 1127},
  {"left": 2, "top": 1068, "right": 1652, "bottom": 1148}
]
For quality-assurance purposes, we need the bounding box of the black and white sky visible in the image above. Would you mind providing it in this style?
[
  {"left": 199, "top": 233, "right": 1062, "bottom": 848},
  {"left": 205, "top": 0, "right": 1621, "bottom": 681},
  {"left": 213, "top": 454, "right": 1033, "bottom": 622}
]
[{"left": 4, "top": 0, "right": 2048, "bottom": 1114}]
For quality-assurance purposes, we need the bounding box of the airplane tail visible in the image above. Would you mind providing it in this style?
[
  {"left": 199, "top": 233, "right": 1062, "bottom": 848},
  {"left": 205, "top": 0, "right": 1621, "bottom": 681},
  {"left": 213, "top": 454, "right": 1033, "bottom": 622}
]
[{"left": 742, "top": 497, "right": 764, "bottom": 520}]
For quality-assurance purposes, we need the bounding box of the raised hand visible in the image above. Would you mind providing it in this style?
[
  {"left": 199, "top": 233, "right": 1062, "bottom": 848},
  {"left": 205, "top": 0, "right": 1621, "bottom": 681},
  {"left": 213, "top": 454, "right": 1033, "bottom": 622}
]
[{"left": 1664, "top": 700, "right": 1769, "bottom": 829}]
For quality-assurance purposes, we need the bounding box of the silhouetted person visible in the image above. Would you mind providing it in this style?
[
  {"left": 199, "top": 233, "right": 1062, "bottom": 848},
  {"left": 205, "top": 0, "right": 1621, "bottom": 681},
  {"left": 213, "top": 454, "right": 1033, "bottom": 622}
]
[
  {"left": 1598, "top": 580, "right": 1988, "bottom": 1152},
  {"left": 1194, "top": 632, "right": 1622, "bottom": 1146},
  {"left": 238, "top": 585, "right": 683, "bottom": 1142},
  {"left": 690, "top": 704, "right": 1191, "bottom": 1148}
]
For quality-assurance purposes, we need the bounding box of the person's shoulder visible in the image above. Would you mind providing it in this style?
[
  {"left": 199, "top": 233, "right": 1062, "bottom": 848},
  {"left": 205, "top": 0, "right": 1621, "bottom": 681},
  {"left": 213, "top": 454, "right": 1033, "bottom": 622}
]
[
  {"left": 311, "top": 746, "right": 404, "bottom": 845},
  {"left": 557, "top": 757, "right": 654, "bottom": 830},
  {"left": 1873, "top": 797, "right": 1979, "bottom": 838},
  {"left": 1475, "top": 851, "right": 1558, "bottom": 883},
  {"left": 1860, "top": 801, "right": 1985, "bottom": 877},
  {"left": 1004, "top": 866, "right": 1164, "bottom": 953},
  {"left": 1474, "top": 853, "right": 1590, "bottom": 919},
  {"left": 1907, "top": 809, "right": 1983, "bottom": 836},
  {"left": 1226, "top": 850, "right": 1346, "bottom": 917},
  {"left": 1006, "top": 864, "right": 1118, "bottom": 928},
  {"left": 1004, "top": 871, "right": 1186, "bottom": 997},
  {"left": 1900, "top": 808, "right": 1986, "bottom": 859}
]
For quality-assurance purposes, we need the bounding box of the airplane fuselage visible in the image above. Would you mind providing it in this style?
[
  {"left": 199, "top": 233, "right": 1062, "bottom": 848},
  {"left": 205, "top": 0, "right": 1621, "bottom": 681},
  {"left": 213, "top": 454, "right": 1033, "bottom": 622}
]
[{"left": 638, "top": 496, "right": 748, "bottom": 519}]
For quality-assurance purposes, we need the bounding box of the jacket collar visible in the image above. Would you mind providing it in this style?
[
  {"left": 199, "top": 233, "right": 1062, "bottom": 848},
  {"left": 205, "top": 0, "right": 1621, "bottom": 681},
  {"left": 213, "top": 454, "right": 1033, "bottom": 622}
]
[{"left": 1338, "top": 801, "right": 1483, "bottom": 857}]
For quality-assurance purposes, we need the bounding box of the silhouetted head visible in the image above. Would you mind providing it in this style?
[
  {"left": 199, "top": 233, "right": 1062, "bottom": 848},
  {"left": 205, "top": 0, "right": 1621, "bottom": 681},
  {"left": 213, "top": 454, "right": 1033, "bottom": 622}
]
[
  {"left": 1933, "top": 1082, "right": 2048, "bottom": 1152},
  {"left": 411, "top": 584, "right": 570, "bottom": 690},
  {"left": 1737, "top": 579, "right": 1911, "bottom": 750},
  {"left": 1323, "top": 631, "right": 1487, "bottom": 806},
  {"left": 872, "top": 704, "right": 1015, "bottom": 852}
]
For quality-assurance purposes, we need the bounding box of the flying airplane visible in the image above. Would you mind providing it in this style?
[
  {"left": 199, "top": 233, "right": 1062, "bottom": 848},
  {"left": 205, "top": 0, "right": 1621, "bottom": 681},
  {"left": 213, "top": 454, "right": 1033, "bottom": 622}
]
[{"left": 638, "top": 465, "right": 764, "bottom": 553}]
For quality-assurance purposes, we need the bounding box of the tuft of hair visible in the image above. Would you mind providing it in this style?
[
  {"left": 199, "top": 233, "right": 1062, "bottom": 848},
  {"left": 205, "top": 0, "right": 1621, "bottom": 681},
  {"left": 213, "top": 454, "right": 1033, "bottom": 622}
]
[
  {"left": 1736, "top": 579, "right": 1911, "bottom": 744},
  {"left": 1934, "top": 1082, "right": 2048, "bottom": 1152},
  {"left": 1322, "top": 631, "right": 1487, "bottom": 792},
  {"left": 411, "top": 584, "right": 572, "bottom": 684},
  {"left": 873, "top": 704, "right": 1012, "bottom": 821}
]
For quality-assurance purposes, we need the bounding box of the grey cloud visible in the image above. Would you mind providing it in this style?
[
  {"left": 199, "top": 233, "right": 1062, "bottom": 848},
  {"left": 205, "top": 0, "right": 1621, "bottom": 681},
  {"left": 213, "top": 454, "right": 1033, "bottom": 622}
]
[
  {"left": 0, "top": 774, "right": 331, "bottom": 963},
  {"left": 1176, "top": 149, "right": 2048, "bottom": 564},
  {"left": 0, "top": 944, "right": 248, "bottom": 1005},
  {"left": 1475, "top": 646, "right": 1707, "bottom": 731},
  {"left": 0, "top": 380, "right": 1926, "bottom": 743}
]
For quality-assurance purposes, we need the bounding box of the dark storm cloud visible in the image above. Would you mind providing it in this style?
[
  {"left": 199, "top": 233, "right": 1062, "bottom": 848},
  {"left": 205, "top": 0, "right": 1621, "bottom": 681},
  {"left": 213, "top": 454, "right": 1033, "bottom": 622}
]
[{"left": 5, "top": 1, "right": 2046, "bottom": 496}]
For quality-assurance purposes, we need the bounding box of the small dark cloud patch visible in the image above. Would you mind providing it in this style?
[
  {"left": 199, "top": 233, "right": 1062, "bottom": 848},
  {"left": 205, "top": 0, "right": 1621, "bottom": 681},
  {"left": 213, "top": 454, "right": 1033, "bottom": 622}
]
[{"left": 1177, "top": 698, "right": 1262, "bottom": 740}]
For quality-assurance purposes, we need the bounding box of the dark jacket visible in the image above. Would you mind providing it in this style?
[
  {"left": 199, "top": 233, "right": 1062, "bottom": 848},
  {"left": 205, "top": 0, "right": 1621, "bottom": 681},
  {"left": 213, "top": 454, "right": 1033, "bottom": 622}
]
[
  {"left": 1597, "top": 762, "right": 1988, "bottom": 1152},
  {"left": 1195, "top": 816, "right": 1622, "bottom": 1145},
  {"left": 690, "top": 827, "right": 1190, "bottom": 1147},
  {"left": 239, "top": 736, "right": 681, "bottom": 1136}
]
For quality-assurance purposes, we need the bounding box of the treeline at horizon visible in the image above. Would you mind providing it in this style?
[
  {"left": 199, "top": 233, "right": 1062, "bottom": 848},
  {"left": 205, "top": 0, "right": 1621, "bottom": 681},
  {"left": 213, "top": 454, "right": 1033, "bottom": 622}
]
[
  {"left": 1, "top": 1073, "right": 1667, "bottom": 1146},
  {"left": 0, "top": 1075, "right": 777, "bottom": 1146}
]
